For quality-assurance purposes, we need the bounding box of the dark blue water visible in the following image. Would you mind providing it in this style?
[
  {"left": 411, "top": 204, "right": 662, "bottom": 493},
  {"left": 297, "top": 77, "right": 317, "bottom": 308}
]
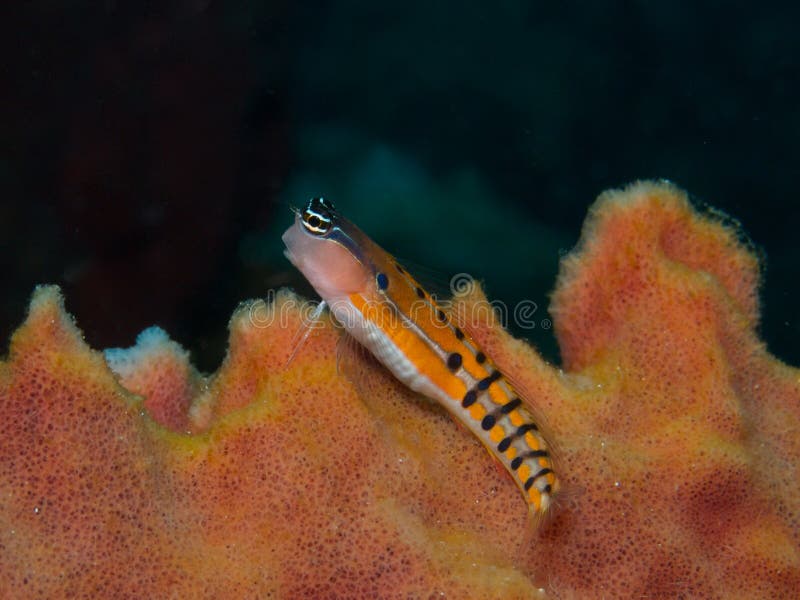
[{"left": 2, "top": 2, "right": 797, "bottom": 370}]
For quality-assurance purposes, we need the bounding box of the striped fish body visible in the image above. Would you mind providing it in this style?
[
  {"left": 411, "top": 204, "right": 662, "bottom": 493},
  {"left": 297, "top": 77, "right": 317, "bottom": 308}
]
[{"left": 282, "top": 198, "right": 558, "bottom": 514}]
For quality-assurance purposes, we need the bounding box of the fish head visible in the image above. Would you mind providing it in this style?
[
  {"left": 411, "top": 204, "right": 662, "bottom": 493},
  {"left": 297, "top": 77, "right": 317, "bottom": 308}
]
[{"left": 282, "top": 198, "right": 372, "bottom": 301}]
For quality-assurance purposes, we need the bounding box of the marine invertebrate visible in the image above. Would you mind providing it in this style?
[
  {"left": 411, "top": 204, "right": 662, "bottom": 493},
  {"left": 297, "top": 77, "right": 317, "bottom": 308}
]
[{"left": 0, "top": 181, "right": 797, "bottom": 598}]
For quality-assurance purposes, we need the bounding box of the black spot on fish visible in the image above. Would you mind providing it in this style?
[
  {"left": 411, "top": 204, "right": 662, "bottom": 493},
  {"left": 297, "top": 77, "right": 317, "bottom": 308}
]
[
  {"left": 500, "top": 398, "right": 522, "bottom": 414},
  {"left": 462, "top": 390, "right": 477, "bottom": 408},
  {"left": 498, "top": 437, "right": 512, "bottom": 452},
  {"left": 447, "top": 352, "right": 462, "bottom": 371},
  {"left": 533, "top": 468, "right": 553, "bottom": 483},
  {"left": 454, "top": 327, "right": 465, "bottom": 340},
  {"left": 475, "top": 351, "right": 486, "bottom": 364},
  {"left": 511, "top": 456, "right": 523, "bottom": 470},
  {"left": 481, "top": 414, "right": 496, "bottom": 430},
  {"left": 477, "top": 371, "right": 501, "bottom": 390},
  {"left": 524, "top": 449, "right": 549, "bottom": 459},
  {"left": 415, "top": 286, "right": 425, "bottom": 299},
  {"left": 376, "top": 272, "right": 388, "bottom": 290}
]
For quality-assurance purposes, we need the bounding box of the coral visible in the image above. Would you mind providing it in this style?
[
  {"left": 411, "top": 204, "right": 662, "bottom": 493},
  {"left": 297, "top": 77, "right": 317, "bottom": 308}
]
[
  {"left": 104, "top": 327, "right": 204, "bottom": 433},
  {"left": 1, "top": 181, "right": 798, "bottom": 598}
]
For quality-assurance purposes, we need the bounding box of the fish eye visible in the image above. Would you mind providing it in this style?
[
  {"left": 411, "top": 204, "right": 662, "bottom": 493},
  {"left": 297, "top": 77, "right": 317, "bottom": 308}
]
[{"left": 301, "top": 197, "right": 334, "bottom": 235}]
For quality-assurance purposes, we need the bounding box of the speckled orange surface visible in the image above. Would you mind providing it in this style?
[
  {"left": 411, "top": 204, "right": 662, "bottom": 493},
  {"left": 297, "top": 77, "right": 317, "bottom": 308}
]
[{"left": 1, "top": 181, "right": 798, "bottom": 598}]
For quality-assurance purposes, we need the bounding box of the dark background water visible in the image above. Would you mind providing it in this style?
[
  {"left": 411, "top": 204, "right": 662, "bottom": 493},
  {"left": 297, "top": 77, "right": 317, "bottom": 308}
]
[{"left": 2, "top": 1, "right": 798, "bottom": 371}]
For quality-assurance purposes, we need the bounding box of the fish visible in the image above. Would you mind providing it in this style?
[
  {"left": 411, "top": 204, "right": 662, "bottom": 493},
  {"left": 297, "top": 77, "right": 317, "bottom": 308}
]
[{"left": 282, "top": 197, "right": 559, "bottom": 516}]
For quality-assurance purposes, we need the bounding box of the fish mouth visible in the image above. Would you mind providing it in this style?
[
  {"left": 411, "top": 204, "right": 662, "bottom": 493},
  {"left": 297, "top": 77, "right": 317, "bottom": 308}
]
[
  {"left": 282, "top": 246, "right": 301, "bottom": 270},
  {"left": 281, "top": 228, "right": 298, "bottom": 267}
]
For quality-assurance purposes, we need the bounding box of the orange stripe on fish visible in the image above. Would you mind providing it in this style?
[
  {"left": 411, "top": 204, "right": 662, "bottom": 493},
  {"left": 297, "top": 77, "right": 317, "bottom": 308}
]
[{"left": 282, "top": 197, "right": 559, "bottom": 515}]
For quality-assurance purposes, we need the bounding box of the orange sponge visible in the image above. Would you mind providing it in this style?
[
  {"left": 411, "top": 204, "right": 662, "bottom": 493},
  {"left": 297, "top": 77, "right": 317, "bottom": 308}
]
[{"left": 1, "top": 181, "right": 797, "bottom": 598}]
